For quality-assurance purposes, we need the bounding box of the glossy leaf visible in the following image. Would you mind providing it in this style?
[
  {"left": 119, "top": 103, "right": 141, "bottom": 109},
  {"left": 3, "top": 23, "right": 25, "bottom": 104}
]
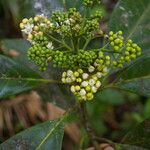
[
  {"left": 0, "top": 55, "right": 58, "bottom": 99},
  {"left": 109, "top": 0, "right": 150, "bottom": 52},
  {"left": 122, "top": 119, "right": 150, "bottom": 149},
  {"left": 0, "top": 119, "right": 64, "bottom": 150},
  {"left": 109, "top": 55, "right": 150, "bottom": 97},
  {"left": 1, "top": 39, "right": 30, "bottom": 55}
]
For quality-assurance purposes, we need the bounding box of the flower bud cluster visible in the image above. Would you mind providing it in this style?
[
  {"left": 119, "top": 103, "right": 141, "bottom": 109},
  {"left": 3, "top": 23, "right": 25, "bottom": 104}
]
[
  {"left": 107, "top": 31, "right": 142, "bottom": 68},
  {"left": 27, "top": 46, "right": 98, "bottom": 70},
  {"left": 77, "top": 50, "right": 97, "bottom": 67},
  {"left": 52, "top": 51, "right": 76, "bottom": 68},
  {"left": 113, "top": 39, "right": 142, "bottom": 68},
  {"left": 27, "top": 44, "right": 53, "bottom": 71},
  {"left": 90, "top": 10, "right": 102, "bottom": 20},
  {"left": 20, "top": 4, "right": 142, "bottom": 102},
  {"left": 94, "top": 51, "right": 110, "bottom": 74},
  {"left": 51, "top": 8, "right": 102, "bottom": 38},
  {"left": 109, "top": 31, "right": 124, "bottom": 52},
  {"left": 61, "top": 68, "right": 104, "bottom": 101},
  {"left": 84, "top": 19, "right": 100, "bottom": 37},
  {"left": 51, "top": 8, "right": 82, "bottom": 37},
  {"left": 83, "top": 0, "right": 101, "bottom": 7},
  {"left": 61, "top": 52, "right": 110, "bottom": 101},
  {"left": 20, "top": 14, "right": 52, "bottom": 42}
]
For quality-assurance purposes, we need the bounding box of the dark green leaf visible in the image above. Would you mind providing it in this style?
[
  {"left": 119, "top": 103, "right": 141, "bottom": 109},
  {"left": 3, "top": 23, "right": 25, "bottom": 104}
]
[
  {"left": 121, "top": 119, "right": 150, "bottom": 149},
  {"left": 108, "top": 55, "right": 150, "bottom": 97},
  {"left": 1, "top": 39, "right": 74, "bottom": 109},
  {"left": 1, "top": 39, "right": 30, "bottom": 54},
  {"left": 0, "top": 55, "right": 57, "bottom": 99},
  {"left": 1, "top": 39, "right": 32, "bottom": 66},
  {"left": 0, "top": 119, "right": 64, "bottom": 150},
  {"left": 109, "top": 0, "right": 150, "bottom": 52}
]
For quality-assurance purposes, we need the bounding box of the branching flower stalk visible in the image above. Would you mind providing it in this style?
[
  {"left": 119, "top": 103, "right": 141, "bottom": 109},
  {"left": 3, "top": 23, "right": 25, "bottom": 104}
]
[{"left": 20, "top": 0, "right": 142, "bottom": 149}]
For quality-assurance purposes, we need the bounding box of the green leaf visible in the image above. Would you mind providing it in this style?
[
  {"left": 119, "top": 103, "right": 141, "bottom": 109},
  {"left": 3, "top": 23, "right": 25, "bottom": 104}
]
[
  {"left": 0, "top": 55, "right": 58, "bottom": 99},
  {"left": 1, "top": 39, "right": 32, "bottom": 65},
  {"left": 0, "top": 119, "right": 64, "bottom": 150},
  {"left": 1, "top": 39, "right": 73, "bottom": 109},
  {"left": 109, "top": 0, "right": 150, "bottom": 52},
  {"left": 121, "top": 119, "right": 150, "bottom": 149},
  {"left": 1, "top": 39, "right": 30, "bottom": 54},
  {"left": 95, "top": 89, "right": 125, "bottom": 105},
  {"left": 108, "top": 55, "right": 150, "bottom": 97}
]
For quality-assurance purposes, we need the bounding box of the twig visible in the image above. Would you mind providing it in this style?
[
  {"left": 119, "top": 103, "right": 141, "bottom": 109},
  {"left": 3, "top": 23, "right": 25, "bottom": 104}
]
[{"left": 79, "top": 101, "right": 101, "bottom": 150}]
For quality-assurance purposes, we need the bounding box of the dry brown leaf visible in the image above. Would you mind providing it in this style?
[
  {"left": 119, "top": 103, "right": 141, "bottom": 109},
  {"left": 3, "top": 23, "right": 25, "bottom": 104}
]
[
  {"left": 0, "top": 108, "right": 4, "bottom": 137},
  {"left": 25, "top": 91, "right": 46, "bottom": 123},
  {"left": 4, "top": 108, "right": 14, "bottom": 136},
  {"left": 0, "top": 91, "right": 81, "bottom": 145}
]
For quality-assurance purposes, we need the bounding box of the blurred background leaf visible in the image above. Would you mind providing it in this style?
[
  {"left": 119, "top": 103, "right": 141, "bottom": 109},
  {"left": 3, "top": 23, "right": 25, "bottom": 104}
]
[
  {"left": 122, "top": 119, "right": 150, "bottom": 149},
  {"left": 0, "top": 54, "right": 47, "bottom": 99}
]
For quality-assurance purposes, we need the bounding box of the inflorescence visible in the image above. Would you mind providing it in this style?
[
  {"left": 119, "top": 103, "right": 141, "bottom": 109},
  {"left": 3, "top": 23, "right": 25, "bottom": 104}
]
[{"left": 20, "top": 0, "right": 142, "bottom": 101}]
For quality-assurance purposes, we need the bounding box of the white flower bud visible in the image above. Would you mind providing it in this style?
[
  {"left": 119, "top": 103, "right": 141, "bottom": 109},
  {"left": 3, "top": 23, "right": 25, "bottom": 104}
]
[
  {"left": 82, "top": 73, "right": 89, "bottom": 79},
  {"left": 70, "top": 86, "right": 76, "bottom": 93},
  {"left": 80, "top": 89, "right": 86, "bottom": 96},
  {"left": 67, "top": 70, "right": 73, "bottom": 76},
  {"left": 22, "top": 23, "right": 34, "bottom": 34},
  {"left": 89, "top": 79, "right": 95, "bottom": 86},
  {"left": 64, "top": 19, "right": 70, "bottom": 25},
  {"left": 81, "top": 81, "right": 88, "bottom": 87},
  {"left": 95, "top": 81, "right": 101, "bottom": 88},
  {"left": 61, "top": 78, "right": 66, "bottom": 83},
  {"left": 91, "top": 86, "right": 98, "bottom": 93},
  {"left": 96, "top": 72, "right": 102, "bottom": 78},
  {"left": 88, "top": 66, "right": 95, "bottom": 73},
  {"left": 94, "top": 62, "right": 98, "bottom": 67},
  {"left": 103, "top": 67, "right": 108, "bottom": 73},
  {"left": 82, "top": 96, "right": 87, "bottom": 101},
  {"left": 47, "top": 42, "right": 54, "bottom": 49},
  {"left": 71, "top": 76, "right": 76, "bottom": 81},
  {"left": 22, "top": 18, "right": 28, "bottom": 24},
  {"left": 62, "top": 72, "right": 67, "bottom": 77},
  {"left": 40, "top": 23, "right": 46, "bottom": 27},
  {"left": 66, "top": 77, "right": 72, "bottom": 83},
  {"left": 48, "top": 56, "right": 52, "bottom": 61}
]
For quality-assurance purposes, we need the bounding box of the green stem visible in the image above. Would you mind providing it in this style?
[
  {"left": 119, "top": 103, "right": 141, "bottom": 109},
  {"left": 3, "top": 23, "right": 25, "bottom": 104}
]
[
  {"left": 78, "top": 101, "right": 116, "bottom": 150},
  {"left": 47, "top": 34, "right": 72, "bottom": 51},
  {"left": 83, "top": 38, "right": 91, "bottom": 50},
  {"left": 82, "top": 34, "right": 104, "bottom": 50},
  {"left": 79, "top": 101, "right": 100, "bottom": 150},
  {"left": 71, "top": 38, "right": 75, "bottom": 52},
  {"left": 74, "top": 37, "right": 79, "bottom": 53}
]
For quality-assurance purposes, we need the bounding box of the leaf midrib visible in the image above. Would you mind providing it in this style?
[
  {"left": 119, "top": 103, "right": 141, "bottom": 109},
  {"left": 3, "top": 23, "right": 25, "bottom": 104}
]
[
  {"left": 127, "top": 2, "right": 150, "bottom": 39},
  {"left": 0, "top": 77, "right": 62, "bottom": 84},
  {"left": 36, "top": 117, "right": 65, "bottom": 150}
]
